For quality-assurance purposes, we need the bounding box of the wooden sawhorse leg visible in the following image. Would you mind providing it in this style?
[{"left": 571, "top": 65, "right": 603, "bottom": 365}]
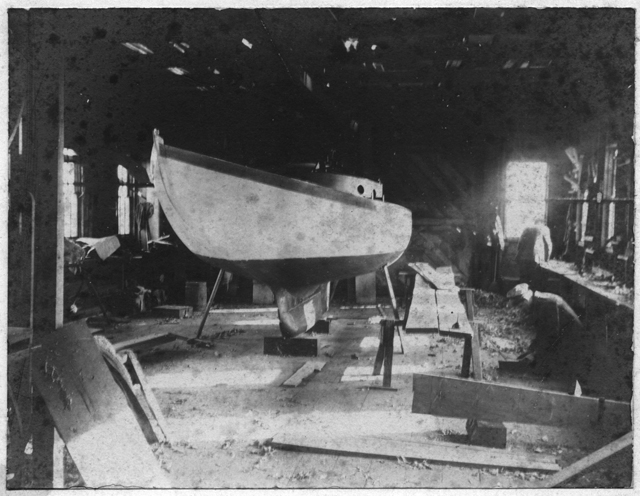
[
  {"left": 383, "top": 264, "right": 405, "bottom": 354},
  {"left": 372, "top": 320, "right": 395, "bottom": 388}
]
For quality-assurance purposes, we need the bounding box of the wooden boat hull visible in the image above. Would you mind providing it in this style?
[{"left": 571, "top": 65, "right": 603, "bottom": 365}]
[{"left": 149, "top": 131, "right": 412, "bottom": 337}]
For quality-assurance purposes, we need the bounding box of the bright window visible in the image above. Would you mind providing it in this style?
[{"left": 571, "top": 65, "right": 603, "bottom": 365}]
[
  {"left": 117, "top": 165, "right": 134, "bottom": 235},
  {"left": 62, "top": 161, "right": 83, "bottom": 238},
  {"left": 504, "top": 161, "right": 548, "bottom": 238}
]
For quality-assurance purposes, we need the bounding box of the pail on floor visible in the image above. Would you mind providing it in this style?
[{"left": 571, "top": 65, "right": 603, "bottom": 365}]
[{"left": 185, "top": 281, "right": 207, "bottom": 311}]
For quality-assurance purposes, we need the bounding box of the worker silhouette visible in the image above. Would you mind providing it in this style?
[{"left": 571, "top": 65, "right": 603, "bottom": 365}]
[
  {"left": 516, "top": 221, "right": 552, "bottom": 291},
  {"left": 507, "top": 283, "right": 584, "bottom": 393}
]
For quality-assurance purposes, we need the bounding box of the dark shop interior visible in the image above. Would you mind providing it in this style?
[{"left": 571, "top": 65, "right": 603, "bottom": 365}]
[{"left": 6, "top": 7, "right": 635, "bottom": 490}]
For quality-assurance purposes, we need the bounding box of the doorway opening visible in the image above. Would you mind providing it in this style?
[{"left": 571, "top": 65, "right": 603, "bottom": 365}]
[{"left": 504, "top": 161, "right": 548, "bottom": 239}]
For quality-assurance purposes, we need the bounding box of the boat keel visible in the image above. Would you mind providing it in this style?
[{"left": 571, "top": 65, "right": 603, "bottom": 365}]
[{"left": 274, "top": 283, "right": 330, "bottom": 338}]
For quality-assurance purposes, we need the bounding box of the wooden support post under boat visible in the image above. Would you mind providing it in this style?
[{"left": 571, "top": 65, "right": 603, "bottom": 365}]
[
  {"left": 195, "top": 269, "right": 224, "bottom": 339},
  {"left": 372, "top": 320, "right": 395, "bottom": 388},
  {"left": 383, "top": 264, "right": 400, "bottom": 321}
]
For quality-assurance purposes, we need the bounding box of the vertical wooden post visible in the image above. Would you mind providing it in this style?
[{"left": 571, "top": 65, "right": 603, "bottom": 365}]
[
  {"left": 372, "top": 323, "right": 385, "bottom": 376},
  {"left": 372, "top": 320, "right": 395, "bottom": 387},
  {"left": 461, "top": 337, "right": 472, "bottom": 378},
  {"left": 383, "top": 264, "right": 400, "bottom": 321},
  {"left": 382, "top": 320, "right": 394, "bottom": 388},
  {"left": 462, "top": 288, "right": 483, "bottom": 380},
  {"left": 29, "top": 12, "right": 65, "bottom": 334},
  {"left": 383, "top": 264, "right": 404, "bottom": 353},
  {"left": 195, "top": 269, "right": 224, "bottom": 339},
  {"left": 26, "top": 11, "right": 66, "bottom": 487}
]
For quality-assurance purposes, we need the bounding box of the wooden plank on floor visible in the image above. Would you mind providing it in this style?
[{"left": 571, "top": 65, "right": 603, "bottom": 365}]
[
  {"left": 122, "top": 350, "right": 171, "bottom": 443},
  {"left": 532, "top": 431, "right": 632, "bottom": 488},
  {"left": 264, "top": 337, "right": 318, "bottom": 357},
  {"left": 282, "top": 361, "right": 327, "bottom": 387},
  {"left": 270, "top": 432, "right": 560, "bottom": 472},
  {"left": 405, "top": 277, "right": 439, "bottom": 332},
  {"left": 412, "top": 374, "right": 631, "bottom": 429},
  {"left": 113, "top": 332, "right": 179, "bottom": 352},
  {"left": 31, "top": 324, "right": 169, "bottom": 487},
  {"left": 341, "top": 364, "right": 433, "bottom": 381}
]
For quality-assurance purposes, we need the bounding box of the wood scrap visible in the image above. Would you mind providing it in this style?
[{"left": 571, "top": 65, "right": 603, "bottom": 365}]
[
  {"left": 122, "top": 350, "right": 171, "bottom": 443},
  {"left": 269, "top": 432, "right": 560, "bottom": 472},
  {"left": 282, "top": 361, "right": 326, "bottom": 387},
  {"left": 412, "top": 374, "right": 631, "bottom": 430},
  {"left": 532, "top": 431, "right": 632, "bottom": 488},
  {"left": 113, "top": 332, "right": 181, "bottom": 352},
  {"left": 30, "top": 325, "right": 169, "bottom": 487}
]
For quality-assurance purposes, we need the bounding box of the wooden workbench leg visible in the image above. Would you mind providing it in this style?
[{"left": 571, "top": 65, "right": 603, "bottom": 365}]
[
  {"left": 461, "top": 336, "right": 472, "bottom": 378},
  {"left": 462, "top": 289, "right": 483, "bottom": 380},
  {"left": 382, "top": 320, "right": 394, "bottom": 387},
  {"left": 470, "top": 321, "right": 482, "bottom": 380}
]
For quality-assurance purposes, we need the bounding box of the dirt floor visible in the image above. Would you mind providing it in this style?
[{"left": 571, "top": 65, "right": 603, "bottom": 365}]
[{"left": 8, "top": 291, "right": 633, "bottom": 489}]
